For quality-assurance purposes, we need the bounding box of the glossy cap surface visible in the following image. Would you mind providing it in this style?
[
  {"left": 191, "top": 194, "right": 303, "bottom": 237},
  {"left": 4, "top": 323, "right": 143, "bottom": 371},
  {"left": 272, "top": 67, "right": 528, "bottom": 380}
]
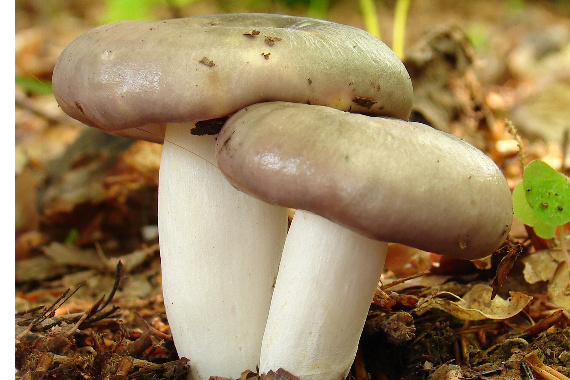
[
  {"left": 217, "top": 102, "right": 512, "bottom": 259},
  {"left": 53, "top": 13, "right": 413, "bottom": 142}
]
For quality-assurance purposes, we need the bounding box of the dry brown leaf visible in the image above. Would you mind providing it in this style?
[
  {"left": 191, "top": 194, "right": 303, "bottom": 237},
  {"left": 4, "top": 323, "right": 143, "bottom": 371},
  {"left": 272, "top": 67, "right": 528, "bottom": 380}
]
[
  {"left": 522, "top": 249, "right": 566, "bottom": 284},
  {"left": 548, "top": 262, "right": 570, "bottom": 309},
  {"left": 108, "top": 243, "right": 160, "bottom": 272},
  {"left": 427, "top": 364, "right": 462, "bottom": 380},
  {"left": 15, "top": 256, "right": 70, "bottom": 282},
  {"left": 42, "top": 242, "right": 104, "bottom": 269},
  {"left": 415, "top": 284, "right": 532, "bottom": 321},
  {"left": 491, "top": 243, "right": 522, "bottom": 299}
]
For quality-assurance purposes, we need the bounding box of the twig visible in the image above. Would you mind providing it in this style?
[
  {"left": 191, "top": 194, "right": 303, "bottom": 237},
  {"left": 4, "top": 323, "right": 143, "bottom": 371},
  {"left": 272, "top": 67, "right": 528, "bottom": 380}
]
[
  {"left": 557, "top": 228, "right": 570, "bottom": 274},
  {"left": 562, "top": 128, "right": 569, "bottom": 172},
  {"left": 505, "top": 119, "right": 526, "bottom": 176},
  {"left": 123, "top": 330, "right": 153, "bottom": 357},
  {"left": 525, "top": 361, "right": 570, "bottom": 380},
  {"left": 520, "top": 309, "right": 564, "bottom": 339},
  {"left": 15, "top": 305, "right": 45, "bottom": 317},
  {"left": 139, "top": 314, "right": 171, "bottom": 341},
  {"left": 381, "top": 271, "right": 430, "bottom": 290},
  {"left": 79, "top": 261, "right": 123, "bottom": 327},
  {"left": 17, "top": 262, "right": 123, "bottom": 340},
  {"left": 97, "top": 261, "right": 123, "bottom": 313},
  {"left": 64, "top": 300, "right": 96, "bottom": 337},
  {"left": 16, "top": 282, "right": 85, "bottom": 340},
  {"left": 524, "top": 351, "right": 570, "bottom": 380}
]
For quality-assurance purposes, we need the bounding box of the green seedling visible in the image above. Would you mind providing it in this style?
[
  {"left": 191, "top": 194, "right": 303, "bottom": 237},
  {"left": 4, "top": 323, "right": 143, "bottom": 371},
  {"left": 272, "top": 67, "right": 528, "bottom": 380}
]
[
  {"left": 392, "top": 0, "right": 410, "bottom": 59},
  {"left": 359, "top": 0, "right": 381, "bottom": 39},
  {"left": 513, "top": 159, "right": 570, "bottom": 271},
  {"left": 63, "top": 228, "right": 80, "bottom": 245},
  {"left": 512, "top": 182, "right": 555, "bottom": 239},
  {"left": 522, "top": 160, "right": 570, "bottom": 226},
  {"left": 358, "top": 0, "right": 410, "bottom": 59},
  {"left": 513, "top": 160, "right": 570, "bottom": 239}
]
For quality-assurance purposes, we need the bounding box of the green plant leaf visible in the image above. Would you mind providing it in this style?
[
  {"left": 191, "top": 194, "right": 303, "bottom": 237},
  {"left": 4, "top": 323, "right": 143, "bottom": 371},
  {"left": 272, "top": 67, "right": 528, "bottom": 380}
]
[
  {"left": 102, "top": 0, "right": 158, "bottom": 23},
  {"left": 513, "top": 182, "right": 556, "bottom": 239},
  {"left": 465, "top": 24, "right": 490, "bottom": 51},
  {"left": 523, "top": 160, "right": 570, "bottom": 226},
  {"left": 308, "top": 0, "right": 330, "bottom": 19},
  {"left": 15, "top": 75, "right": 52, "bottom": 95},
  {"left": 102, "top": 0, "right": 200, "bottom": 23},
  {"left": 513, "top": 182, "right": 537, "bottom": 225},
  {"left": 168, "top": 0, "right": 198, "bottom": 6},
  {"left": 533, "top": 222, "right": 557, "bottom": 239}
]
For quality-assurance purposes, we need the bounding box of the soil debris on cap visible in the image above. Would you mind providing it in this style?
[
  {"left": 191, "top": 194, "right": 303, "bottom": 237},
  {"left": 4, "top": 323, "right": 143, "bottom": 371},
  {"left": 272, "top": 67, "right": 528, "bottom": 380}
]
[
  {"left": 191, "top": 117, "right": 229, "bottom": 136},
  {"left": 199, "top": 57, "right": 215, "bottom": 67},
  {"left": 243, "top": 29, "right": 260, "bottom": 37},
  {"left": 352, "top": 96, "right": 377, "bottom": 108},
  {"left": 264, "top": 36, "right": 282, "bottom": 46}
]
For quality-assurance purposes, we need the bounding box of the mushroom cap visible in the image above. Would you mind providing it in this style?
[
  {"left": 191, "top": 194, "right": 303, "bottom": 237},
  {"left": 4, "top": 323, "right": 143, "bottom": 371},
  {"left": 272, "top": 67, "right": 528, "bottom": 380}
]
[
  {"left": 216, "top": 102, "right": 513, "bottom": 259},
  {"left": 52, "top": 13, "right": 413, "bottom": 142}
]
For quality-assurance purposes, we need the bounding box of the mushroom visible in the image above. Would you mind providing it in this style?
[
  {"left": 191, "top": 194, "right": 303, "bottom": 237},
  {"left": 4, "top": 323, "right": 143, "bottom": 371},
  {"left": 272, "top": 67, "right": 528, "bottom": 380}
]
[
  {"left": 51, "top": 13, "right": 413, "bottom": 379},
  {"left": 215, "top": 101, "right": 513, "bottom": 379}
]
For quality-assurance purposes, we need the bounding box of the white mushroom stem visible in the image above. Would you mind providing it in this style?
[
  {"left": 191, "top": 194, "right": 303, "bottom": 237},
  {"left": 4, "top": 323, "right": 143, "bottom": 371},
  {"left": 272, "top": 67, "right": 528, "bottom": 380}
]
[
  {"left": 158, "top": 125, "right": 288, "bottom": 380},
  {"left": 260, "top": 210, "right": 387, "bottom": 379}
]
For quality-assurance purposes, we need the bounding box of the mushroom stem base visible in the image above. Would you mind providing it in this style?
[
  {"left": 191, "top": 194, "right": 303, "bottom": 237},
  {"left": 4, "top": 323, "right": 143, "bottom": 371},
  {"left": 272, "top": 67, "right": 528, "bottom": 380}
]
[{"left": 260, "top": 210, "right": 387, "bottom": 379}]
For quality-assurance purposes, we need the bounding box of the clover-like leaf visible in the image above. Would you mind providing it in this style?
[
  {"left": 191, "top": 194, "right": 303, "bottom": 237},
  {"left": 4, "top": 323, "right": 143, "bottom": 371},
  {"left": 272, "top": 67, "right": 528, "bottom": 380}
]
[
  {"left": 523, "top": 160, "right": 570, "bottom": 227},
  {"left": 513, "top": 182, "right": 556, "bottom": 239}
]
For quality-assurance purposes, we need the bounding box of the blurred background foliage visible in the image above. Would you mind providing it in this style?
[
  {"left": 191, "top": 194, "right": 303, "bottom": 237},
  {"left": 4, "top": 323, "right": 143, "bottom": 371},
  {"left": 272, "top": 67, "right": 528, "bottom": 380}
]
[
  {"left": 15, "top": 0, "right": 570, "bottom": 32},
  {"left": 93, "top": 0, "right": 569, "bottom": 24},
  {"left": 106, "top": 0, "right": 335, "bottom": 23}
]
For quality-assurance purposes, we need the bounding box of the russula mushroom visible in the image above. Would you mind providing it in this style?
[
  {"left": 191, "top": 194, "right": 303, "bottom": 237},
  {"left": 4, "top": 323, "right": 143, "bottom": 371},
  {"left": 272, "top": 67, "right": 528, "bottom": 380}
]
[
  {"left": 51, "top": 13, "right": 413, "bottom": 379},
  {"left": 216, "top": 101, "right": 513, "bottom": 379}
]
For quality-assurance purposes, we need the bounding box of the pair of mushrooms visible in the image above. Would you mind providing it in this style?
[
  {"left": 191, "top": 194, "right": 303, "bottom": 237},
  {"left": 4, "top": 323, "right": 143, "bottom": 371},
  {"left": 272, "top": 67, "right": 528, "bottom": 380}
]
[{"left": 52, "top": 13, "right": 513, "bottom": 380}]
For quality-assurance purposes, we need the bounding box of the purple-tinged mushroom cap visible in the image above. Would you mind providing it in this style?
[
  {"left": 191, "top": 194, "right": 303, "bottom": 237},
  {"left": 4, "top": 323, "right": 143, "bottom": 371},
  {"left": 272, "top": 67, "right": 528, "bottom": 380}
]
[
  {"left": 217, "top": 101, "right": 512, "bottom": 259},
  {"left": 52, "top": 13, "right": 412, "bottom": 143}
]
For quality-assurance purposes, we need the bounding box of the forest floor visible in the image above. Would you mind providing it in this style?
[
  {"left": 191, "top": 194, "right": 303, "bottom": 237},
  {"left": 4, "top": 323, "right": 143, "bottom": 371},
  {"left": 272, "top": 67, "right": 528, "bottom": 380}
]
[{"left": 15, "top": 1, "right": 570, "bottom": 379}]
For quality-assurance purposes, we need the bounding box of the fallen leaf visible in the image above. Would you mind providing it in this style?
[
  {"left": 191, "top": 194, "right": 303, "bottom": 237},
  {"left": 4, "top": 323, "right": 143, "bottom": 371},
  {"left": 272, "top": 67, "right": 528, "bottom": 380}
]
[
  {"left": 491, "top": 243, "right": 523, "bottom": 299},
  {"left": 15, "top": 256, "right": 70, "bottom": 282},
  {"left": 548, "top": 262, "right": 570, "bottom": 309},
  {"left": 522, "top": 249, "right": 565, "bottom": 284},
  {"left": 42, "top": 242, "right": 104, "bottom": 269},
  {"left": 427, "top": 364, "right": 462, "bottom": 380},
  {"left": 415, "top": 284, "right": 532, "bottom": 321},
  {"left": 108, "top": 243, "right": 159, "bottom": 272}
]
